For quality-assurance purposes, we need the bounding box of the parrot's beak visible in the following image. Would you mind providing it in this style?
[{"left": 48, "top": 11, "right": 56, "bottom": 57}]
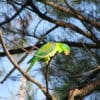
[{"left": 64, "top": 51, "right": 70, "bottom": 56}]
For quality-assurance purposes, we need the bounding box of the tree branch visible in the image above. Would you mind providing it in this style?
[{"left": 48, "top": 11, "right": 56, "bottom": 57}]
[{"left": 0, "top": 30, "right": 49, "bottom": 97}]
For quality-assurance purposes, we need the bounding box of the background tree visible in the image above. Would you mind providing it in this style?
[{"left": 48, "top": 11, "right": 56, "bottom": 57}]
[{"left": 0, "top": 0, "right": 100, "bottom": 100}]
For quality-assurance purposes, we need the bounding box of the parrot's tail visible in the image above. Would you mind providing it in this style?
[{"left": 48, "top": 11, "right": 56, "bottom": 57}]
[
  {"left": 26, "top": 57, "right": 38, "bottom": 72},
  {"left": 27, "top": 57, "right": 34, "bottom": 64}
]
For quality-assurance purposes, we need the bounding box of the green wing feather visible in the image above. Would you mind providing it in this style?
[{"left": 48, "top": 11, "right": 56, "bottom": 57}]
[
  {"left": 35, "top": 42, "right": 56, "bottom": 57},
  {"left": 26, "top": 57, "right": 38, "bottom": 72},
  {"left": 26, "top": 42, "right": 57, "bottom": 72}
]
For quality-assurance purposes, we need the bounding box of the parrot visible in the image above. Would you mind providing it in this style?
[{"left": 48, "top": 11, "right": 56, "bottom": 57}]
[{"left": 26, "top": 42, "right": 70, "bottom": 72}]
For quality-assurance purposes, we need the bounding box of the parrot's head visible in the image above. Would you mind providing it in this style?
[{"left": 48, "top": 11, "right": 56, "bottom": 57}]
[
  {"left": 62, "top": 44, "right": 71, "bottom": 56},
  {"left": 56, "top": 43, "right": 71, "bottom": 56}
]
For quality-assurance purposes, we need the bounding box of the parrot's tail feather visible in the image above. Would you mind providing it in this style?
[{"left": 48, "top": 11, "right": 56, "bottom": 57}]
[
  {"left": 27, "top": 57, "right": 34, "bottom": 64},
  {"left": 26, "top": 57, "right": 38, "bottom": 72}
]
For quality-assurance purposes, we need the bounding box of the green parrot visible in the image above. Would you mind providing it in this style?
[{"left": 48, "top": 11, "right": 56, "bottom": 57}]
[{"left": 26, "top": 42, "right": 70, "bottom": 72}]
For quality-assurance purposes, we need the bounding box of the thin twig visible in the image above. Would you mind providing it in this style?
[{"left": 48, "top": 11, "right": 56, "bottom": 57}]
[
  {"left": 80, "top": 39, "right": 99, "bottom": 67},
  {"left": 45, "top": 52, "right": 58, "bottom": 100},
  {"left": 45, "top": 59, "right": 52, "bottom": 95}
]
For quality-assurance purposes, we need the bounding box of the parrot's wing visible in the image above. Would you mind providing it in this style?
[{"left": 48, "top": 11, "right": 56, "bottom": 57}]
[
  {"left": 26, "top": 57, "right": 38, "bottom": 72},
  {"left": 28, "top": 42, "right": 56, "bottom": 63},
  {"left": 26, "top": 42, "right": 57, "bottom": 72},
  {"left": 35, "top": 42, "right": 56, "bottom": 58}
]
